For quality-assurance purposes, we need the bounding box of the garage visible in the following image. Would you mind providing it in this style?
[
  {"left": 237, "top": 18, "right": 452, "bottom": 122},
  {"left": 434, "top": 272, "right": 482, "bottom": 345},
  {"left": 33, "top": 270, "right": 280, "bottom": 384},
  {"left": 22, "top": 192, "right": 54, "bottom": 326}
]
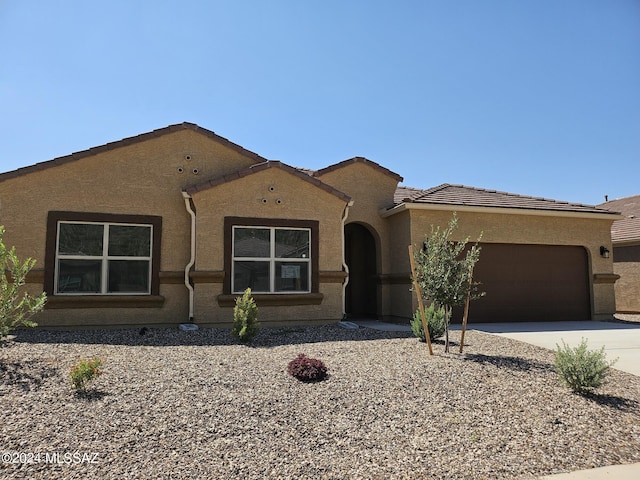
[{"left": 459, "top": 243, "right": 591, "bottom": 322}]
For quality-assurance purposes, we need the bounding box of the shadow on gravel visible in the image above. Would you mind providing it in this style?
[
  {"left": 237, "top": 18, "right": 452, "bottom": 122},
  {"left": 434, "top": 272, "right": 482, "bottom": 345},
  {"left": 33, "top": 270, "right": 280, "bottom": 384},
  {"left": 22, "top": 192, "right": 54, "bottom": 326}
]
[
  {"left": 73, "top": 390, "right": 110, "bottom": 402},
  {"left": 581, "top": 391, "right": 640, "bottom": 414},
  {"left": 11, "top": 325, "right": 413, "bottom": 348},
  {"left": 462, "top": 353, "right": 554, "bottom": 373},
  {"left": 0, "top": 360, "right": 58, "bottom": 392}
]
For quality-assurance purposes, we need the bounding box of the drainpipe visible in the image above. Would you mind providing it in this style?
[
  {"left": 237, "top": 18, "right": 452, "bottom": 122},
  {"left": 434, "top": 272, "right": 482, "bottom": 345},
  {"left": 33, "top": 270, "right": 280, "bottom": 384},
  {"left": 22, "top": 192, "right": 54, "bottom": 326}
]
[
  {"left": 181, "top": 191, "right": 196, "bottom": 322},
  {"left": 341, "top": 200, "right": 355, "bottom": 319}
]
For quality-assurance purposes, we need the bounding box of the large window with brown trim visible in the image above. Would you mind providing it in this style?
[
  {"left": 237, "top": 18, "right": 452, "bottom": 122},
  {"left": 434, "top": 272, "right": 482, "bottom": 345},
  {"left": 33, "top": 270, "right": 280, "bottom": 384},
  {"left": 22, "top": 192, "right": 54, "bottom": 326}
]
[
  {"left": 233, "top": 226, "right": 311, "bottom": 293},
  {"left": 224, "top": 217, "right": 319, "bottom": 295},
  {"left": 45, "top": 212, "right": 162, "bottom": 296}
]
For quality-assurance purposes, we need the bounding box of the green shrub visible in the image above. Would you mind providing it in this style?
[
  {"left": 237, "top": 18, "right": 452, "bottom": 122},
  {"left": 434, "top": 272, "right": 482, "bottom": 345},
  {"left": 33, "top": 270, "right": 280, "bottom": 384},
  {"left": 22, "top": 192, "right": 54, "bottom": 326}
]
[
  {"left": 231, "top": 288, "right": 259, "bottom": 343},
  {"left": 0, "top": 226, "right": 46, "bottom": 343},
  {"left": 411, "top": 303, "right": 446, "bottom": 343},
  {"left": 555, "top": 338, "right": 617, "bottom": 394},
  {"left": 70, "top": 357, "right": 104, "bottom": 393}
]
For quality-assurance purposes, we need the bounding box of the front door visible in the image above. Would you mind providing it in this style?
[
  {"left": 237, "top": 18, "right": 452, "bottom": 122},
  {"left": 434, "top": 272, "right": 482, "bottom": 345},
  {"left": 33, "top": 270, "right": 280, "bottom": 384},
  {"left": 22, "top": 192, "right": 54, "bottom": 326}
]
[{"left": 344, "top": 223, "right": 378, "bottom": 318}]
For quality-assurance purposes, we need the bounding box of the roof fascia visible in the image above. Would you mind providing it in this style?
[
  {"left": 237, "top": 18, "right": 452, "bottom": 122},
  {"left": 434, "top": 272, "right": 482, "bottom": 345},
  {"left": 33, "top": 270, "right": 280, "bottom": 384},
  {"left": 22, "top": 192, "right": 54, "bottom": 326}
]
[{"left": 380, "top": 202, "right": 624, "bottom": 221}]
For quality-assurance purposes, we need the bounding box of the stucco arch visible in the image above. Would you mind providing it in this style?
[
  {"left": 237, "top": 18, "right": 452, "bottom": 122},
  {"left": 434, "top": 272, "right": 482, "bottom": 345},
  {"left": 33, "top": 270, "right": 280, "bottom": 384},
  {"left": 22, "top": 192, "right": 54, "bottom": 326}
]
[{"left": 344, "top": 221, "right": 381, "bottom": 319}]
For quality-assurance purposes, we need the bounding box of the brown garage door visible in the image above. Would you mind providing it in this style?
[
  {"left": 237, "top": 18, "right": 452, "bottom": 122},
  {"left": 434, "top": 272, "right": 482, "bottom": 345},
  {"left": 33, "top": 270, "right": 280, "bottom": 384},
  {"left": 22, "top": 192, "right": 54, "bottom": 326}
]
[{"left": 455, "top": 243, "right": 591, "bottom": 322}]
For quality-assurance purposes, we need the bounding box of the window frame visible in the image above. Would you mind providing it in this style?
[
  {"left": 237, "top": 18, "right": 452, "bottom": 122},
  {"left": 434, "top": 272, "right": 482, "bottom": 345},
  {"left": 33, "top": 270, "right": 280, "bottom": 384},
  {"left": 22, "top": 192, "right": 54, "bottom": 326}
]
[
  {"left": 232, "top": 225, "right": 311, "bottom": 294},
  {"left": 45, "top": 212, "right": 162, "bottom": 297},
  {"left": 224, "top": 217, "right": 319, "bottom": 295}
]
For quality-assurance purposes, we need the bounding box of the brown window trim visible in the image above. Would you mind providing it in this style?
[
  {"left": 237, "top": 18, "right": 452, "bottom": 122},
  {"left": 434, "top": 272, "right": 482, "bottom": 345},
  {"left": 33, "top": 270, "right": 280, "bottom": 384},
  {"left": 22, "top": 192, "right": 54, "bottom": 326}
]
[
  {"left": 223, "top": 217, "right": 319, "bottom": 295},
  {"left": 45, "top": 211, "right": 162, "bottom": 300}
]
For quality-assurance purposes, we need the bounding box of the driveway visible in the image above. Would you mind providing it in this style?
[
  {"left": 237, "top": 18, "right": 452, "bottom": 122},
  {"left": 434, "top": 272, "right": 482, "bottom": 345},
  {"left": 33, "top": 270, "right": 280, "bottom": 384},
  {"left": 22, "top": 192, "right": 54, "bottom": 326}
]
[{"left": 467, "top": 321, "right": 640, "bottom": 377}]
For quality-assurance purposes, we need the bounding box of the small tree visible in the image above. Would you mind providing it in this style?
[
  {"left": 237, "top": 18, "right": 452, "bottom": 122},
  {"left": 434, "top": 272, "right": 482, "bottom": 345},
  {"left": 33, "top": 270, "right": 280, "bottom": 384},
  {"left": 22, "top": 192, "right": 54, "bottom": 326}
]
[
  {"left": 412, "top": 214, "right": 483, "bottom": 352},
  {"left": 231, "top": 288, "right": 259, "bottom": 343},
  {"left": 1, "top": 226, "right": 46, "bottom": 343}
]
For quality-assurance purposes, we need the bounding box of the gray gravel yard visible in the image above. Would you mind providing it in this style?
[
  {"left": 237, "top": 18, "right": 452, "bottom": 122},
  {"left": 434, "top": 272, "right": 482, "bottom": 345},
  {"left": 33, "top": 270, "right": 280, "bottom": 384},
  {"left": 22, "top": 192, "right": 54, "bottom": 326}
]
[{"left": 1, "top": 325, "right": 639, "bottom": 480}]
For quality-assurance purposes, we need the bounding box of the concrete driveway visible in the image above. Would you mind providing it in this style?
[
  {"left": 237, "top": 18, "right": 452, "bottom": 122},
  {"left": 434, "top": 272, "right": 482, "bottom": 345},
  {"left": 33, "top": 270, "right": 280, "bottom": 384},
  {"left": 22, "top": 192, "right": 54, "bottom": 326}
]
[{"left": 467, "top": 321, "right": 640, "bottom": 377}]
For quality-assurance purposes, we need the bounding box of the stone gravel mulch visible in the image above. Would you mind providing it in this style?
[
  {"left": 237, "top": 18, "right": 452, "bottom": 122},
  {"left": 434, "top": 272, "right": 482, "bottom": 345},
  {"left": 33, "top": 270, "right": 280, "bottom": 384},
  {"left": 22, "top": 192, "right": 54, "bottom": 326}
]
[{"left": 1, "top": 325, "right": 639, "bottom": 479}]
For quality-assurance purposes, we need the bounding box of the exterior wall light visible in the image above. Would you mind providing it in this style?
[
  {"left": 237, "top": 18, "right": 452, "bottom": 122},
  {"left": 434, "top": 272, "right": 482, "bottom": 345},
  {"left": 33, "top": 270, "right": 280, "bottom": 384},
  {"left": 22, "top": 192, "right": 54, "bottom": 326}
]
[{"left": 600, "top": 246, "right": 610, "bottom": 258}]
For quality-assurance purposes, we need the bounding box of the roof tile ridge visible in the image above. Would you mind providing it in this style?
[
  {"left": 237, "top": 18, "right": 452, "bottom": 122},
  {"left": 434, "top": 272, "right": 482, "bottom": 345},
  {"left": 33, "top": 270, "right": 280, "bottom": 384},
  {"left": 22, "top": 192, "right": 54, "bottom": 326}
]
[
  {"left": 404, "top": 183, "right": 451, "bottom": 203},
  {"left": 314, "top": 156, "right": 403, "bottom": 182}
]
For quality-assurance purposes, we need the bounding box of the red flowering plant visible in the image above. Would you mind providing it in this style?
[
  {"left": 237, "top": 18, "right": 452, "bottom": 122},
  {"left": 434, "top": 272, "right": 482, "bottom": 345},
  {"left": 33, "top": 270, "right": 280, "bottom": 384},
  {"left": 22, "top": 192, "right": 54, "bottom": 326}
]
[{"left": 287, "top": 353, "right": 328, "bottom": 382}]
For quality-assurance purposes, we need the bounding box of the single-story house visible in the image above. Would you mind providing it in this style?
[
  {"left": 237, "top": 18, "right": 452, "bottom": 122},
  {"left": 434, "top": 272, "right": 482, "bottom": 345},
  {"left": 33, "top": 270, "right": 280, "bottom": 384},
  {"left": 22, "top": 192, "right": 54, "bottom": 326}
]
[
  {"left": 0, "top": 123, "right": 621, "bottom": 328},
  {"left": 599, "top": 195, "right": 640, "bottom": 313}
]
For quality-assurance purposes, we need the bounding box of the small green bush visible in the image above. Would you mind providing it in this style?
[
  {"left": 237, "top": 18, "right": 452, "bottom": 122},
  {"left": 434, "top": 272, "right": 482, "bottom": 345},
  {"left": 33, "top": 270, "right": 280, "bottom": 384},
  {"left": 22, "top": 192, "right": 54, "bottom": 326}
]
[
  {"left": 70, "top": 357, "right": 104, "bottom": 393},
  {"left": 231, "top": 288, "right": 259, "bottom": 343},
  {"left": 555, "top": 338, "right": 617, "bottom": 394},
  {"left": 411, "top": 304, "right": 446, "bottom": 342}
]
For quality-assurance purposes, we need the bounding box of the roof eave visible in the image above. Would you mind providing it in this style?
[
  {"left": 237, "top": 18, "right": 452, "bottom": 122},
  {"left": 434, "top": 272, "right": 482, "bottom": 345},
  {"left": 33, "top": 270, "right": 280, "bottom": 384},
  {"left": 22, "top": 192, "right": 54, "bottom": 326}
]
[{"left": 380, "top": 202, "right": 624, "bottom": 220}]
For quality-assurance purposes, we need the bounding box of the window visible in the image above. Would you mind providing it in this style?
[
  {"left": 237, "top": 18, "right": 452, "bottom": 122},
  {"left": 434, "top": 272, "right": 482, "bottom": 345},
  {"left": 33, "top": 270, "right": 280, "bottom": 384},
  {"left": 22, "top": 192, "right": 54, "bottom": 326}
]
[
  {"left": 232, "top": 226, "right": 311, "bottom": 293},
  {"left": 224, "top": 217, "right": 319, "bottom": 296},
  {"left": 45, "top": 212, "right": 162, "bottom": 297}
]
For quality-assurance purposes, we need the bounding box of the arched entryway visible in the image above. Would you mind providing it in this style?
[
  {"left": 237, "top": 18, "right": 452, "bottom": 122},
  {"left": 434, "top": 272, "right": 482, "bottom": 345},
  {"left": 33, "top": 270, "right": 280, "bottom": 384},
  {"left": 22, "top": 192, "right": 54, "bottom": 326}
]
[{"left": 344, "top": 223, "right": 378, "bottom": 319}]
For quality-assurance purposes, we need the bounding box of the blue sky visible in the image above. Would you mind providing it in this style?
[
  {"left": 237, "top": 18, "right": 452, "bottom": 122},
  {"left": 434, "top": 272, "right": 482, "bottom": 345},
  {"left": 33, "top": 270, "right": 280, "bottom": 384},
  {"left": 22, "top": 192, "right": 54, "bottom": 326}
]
[{"left": 1, "top": 1, "right": 638, "bottom": 206}]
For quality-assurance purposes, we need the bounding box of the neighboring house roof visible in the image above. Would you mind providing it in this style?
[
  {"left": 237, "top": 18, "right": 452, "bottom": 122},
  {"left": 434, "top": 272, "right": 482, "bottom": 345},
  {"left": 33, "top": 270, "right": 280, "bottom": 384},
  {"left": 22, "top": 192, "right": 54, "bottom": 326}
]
[
  {"left": 185, "top": 160, "right": 352, "bottom": 202},
  {"left": 0, "top": 122, "right": 268, "bottom": 184},
  {"left": 392, "top": 183, "right": 616, "bottom": 216},
  {"left": 314, "top": 157, "right": 404, "bottom": 182},
  {"left": 598, "top": 194, "right": 640, "bottom": 243}
]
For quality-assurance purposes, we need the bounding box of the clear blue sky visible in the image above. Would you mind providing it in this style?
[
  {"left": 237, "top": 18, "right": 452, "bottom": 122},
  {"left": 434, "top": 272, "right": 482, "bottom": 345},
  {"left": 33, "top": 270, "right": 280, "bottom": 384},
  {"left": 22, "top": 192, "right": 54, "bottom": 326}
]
[{"left": 1, "top": 1, "right": 638, "bottom": 206}]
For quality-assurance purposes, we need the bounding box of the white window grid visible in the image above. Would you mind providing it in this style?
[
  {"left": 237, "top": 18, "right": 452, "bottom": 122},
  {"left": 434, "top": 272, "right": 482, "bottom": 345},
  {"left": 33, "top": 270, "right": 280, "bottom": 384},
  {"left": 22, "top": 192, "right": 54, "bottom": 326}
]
[
  {"left": 54, "top": 221, "right": 153, "bottom": 295},
  {"left": 232, "top": 226, "right": 311, "bottom": 294}
]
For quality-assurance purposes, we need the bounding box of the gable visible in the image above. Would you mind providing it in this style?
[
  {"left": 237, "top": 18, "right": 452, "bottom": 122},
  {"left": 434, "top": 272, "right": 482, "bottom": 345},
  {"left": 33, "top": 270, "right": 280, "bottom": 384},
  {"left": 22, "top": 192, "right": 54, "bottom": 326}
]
[
  {"left": 0, "top": 122, "right": 267, "bottom": 185},
  {"left": 186, "top": 161, "right": 350, "bottom": 203}
]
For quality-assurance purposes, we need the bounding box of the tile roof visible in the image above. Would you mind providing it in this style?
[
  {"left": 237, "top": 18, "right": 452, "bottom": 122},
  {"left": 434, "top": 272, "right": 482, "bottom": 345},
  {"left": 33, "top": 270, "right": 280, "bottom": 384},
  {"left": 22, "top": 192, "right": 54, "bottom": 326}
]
[
  {"left": 394, "top": 183, "right": 615, "bottom": 215},
  {"left": 598, "top": 194, "right": 640, "bottom": 243},
  {"left": 0, "top": 122, "right": 268, "bottom": 184},
  {"left": 185, "top": 160, "right": 351, "bottom": 202}
]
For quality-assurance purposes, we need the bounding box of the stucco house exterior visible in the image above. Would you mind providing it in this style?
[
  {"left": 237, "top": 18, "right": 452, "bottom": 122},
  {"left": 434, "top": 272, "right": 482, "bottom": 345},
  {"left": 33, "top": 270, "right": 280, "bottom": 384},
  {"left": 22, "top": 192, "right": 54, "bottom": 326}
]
[
  {"left": 599, "top": 195, "right": 640, "bottom": 313},
  {"left": 0, "top": 123, "right": 620, "bottom": 328}
]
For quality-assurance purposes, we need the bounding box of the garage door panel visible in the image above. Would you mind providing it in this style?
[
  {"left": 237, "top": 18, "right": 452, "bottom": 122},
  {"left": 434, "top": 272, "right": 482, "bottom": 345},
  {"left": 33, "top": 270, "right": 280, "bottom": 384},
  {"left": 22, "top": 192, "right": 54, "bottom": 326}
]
[{"left": 452, "top": 243, "right": 590, "bottom": 323}]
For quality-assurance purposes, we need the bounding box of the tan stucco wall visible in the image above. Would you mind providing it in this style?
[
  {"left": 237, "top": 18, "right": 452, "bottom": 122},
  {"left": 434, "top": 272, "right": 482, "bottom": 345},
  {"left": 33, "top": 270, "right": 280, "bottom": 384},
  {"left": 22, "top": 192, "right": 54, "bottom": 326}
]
[
  {"left": 389, "top": 208, "right": 618, "bottom": 320},
  {"left": 316, "top": 162, "right": 400, "bottom": 317},
  {"left": 614, "top": 262, "right": 640, "bottom": 313},
  {"left": 0, "top": 130, "right": 261, "bottom": 327},
  {"left": 190, "top": 166, "right": 348, "bottom": 324}
]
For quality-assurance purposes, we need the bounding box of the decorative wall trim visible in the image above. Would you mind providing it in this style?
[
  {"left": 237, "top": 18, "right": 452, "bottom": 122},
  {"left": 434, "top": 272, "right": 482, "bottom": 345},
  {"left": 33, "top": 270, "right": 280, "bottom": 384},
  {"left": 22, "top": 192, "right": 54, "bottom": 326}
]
[
  {"left": 45, "top": 295, "right": 165, "bottom": 309},
  {"left": 217, "top": 293, "right": 323, "bottom": 307},
  {"left": 319, "top": 271, "right": 347, "bottom": 283},
  {"left": 592, "top": 273, "right": 620, "bottom": 284}
]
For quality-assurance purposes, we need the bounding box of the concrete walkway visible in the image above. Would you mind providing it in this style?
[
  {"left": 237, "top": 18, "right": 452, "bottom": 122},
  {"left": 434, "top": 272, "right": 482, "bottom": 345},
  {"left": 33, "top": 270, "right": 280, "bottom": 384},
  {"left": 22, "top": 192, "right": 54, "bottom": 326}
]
[
  {"left": 353, "top": 319, "right": 640, "bottom": 479},
  {"left": 469, "top": 320, "right": 640, "bottom": 377}
]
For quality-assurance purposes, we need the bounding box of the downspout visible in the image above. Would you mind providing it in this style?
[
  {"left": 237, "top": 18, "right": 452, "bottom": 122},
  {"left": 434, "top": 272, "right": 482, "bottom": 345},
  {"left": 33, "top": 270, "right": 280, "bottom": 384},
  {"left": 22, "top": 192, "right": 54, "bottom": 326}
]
[
  {"left": 341, "top": 200, "right": 355, "bottom": 319},
  {"left": 182, "top": 191, "right": 196, "bottom": 322}
]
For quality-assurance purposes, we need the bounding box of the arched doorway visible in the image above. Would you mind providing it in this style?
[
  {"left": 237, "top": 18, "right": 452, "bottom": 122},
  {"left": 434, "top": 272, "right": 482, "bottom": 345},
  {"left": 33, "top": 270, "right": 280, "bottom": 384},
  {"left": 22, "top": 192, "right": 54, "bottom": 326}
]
[{"left": 344, "top": 223, "right": 378, "bottom": 319}]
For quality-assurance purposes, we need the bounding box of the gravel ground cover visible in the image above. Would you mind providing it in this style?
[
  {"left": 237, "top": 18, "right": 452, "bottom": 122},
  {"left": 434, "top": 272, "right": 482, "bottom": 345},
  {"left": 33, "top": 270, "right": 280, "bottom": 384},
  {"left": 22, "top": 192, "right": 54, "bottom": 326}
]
[{"left": 1, "top": 325, "right": 639, "bottom": 480}]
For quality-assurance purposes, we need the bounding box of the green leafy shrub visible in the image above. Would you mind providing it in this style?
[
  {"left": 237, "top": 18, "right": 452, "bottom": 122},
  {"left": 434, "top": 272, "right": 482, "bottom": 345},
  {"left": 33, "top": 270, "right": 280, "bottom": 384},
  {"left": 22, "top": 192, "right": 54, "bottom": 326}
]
[
  {"left": 231, "top": 288, "right": 259, "bottom": 343},
  {"left": 555, "top": 338, "right": 617, "bottom": 394},
  {"left": 411, "top": 304, "right": 446, "bottom": 342},
  {"left": 0, "top": 226, "right": 46, "bottom": 343},
  {"left": 287, "top": 353, "right": 328, "bottom": 382},
  {"left": 70, "top": 357, "right": 104, "bottom": 392}
]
